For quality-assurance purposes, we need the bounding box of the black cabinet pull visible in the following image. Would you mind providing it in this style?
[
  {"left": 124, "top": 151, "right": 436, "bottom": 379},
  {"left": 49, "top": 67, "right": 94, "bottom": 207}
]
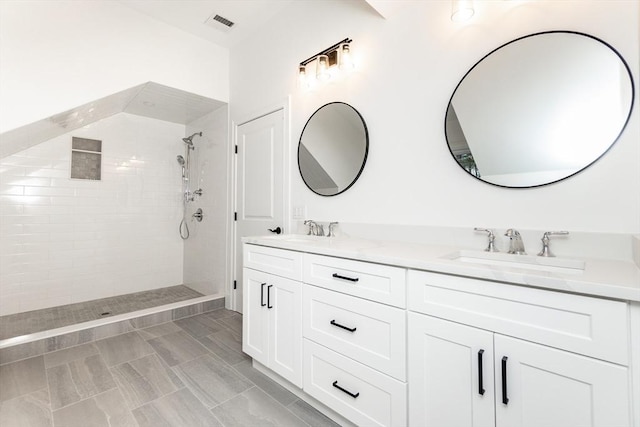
[
  {"left": 501, "top": 356, "right": 509, "bottom": 405},
  {"left": 478, "top": 349, "right": 485, "bottom": 395},
  {"left": 332, "top": 381, "right": 359, "bottom": 398},
  {"left": 330, "top": 320, "right": 357, "bottom": 333},
  {"left": 332, "top": 273, "right": 359, "bottom": 282},
  {"left": 260, "top": 283, "right": 266, "bottom": 307},
  {"left": 267, "top": 285, "right": 273, "bottom": 309}
]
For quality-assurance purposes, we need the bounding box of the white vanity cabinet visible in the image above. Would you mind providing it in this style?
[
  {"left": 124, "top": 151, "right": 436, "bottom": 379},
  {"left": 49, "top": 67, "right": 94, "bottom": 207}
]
[
  {"left": 302, "top": 254, "right": 408, "bottom": 427},
  {"left": 242, "top": 245, "right": 303, "bottom": 387},
  {"left": 408, "top": 270, "right": 632, "bottom": 427},
  {"left": 242, "top": 239, "right": 639, "bottom": 427}
]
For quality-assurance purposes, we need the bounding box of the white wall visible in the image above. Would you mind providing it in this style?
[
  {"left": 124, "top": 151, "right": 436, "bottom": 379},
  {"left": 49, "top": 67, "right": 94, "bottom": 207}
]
[
  {"left": 0, "top": 0, "right": 229, "bottom": 133},
  {"left": 230, "top": 0, "right": 640, "bottom": 234},
  {"left": 0, "top": 114, "right": 185, "bottom": 315},
  {"left": 183, "top": 106, "right": 230, "bottom": 297}
]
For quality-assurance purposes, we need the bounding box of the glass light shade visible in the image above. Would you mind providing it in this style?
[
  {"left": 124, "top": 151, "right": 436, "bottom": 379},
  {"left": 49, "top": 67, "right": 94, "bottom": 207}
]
[
  {"left": 339, "top": 43, "right": 354, "bottom": 70},
  {"left": 298, "top": 65, "right": 308, "bottom": 88},
  {"left": 451, "top": 0, "right": 474, "bottom": 22},
  {"left": 316, "top": 55, "right": 330, "bottom": 81}
]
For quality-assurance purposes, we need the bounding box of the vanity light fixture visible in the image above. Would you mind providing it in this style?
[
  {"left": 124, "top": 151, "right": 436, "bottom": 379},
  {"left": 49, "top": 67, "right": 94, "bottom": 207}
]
[
  {"left": 298, "top": 38, "right": 353, "bottom": 87},
  {"left": 451, "top": 0, "right": 475, "bottom": 22}
]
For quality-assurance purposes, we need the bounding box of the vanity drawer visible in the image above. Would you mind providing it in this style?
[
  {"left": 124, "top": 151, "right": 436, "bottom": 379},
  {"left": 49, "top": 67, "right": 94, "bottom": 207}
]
[
  {"left": 243, "top": 244, "right": 302, "bottom": 280},
  {"left": 303, "top": 284, "right": 406, "bottom": 381},
  {"left": 303, "top": 339, "right": 407, "bottom": 427},
  {"left": 407, "top": 270, "right": 629, "bottom": 365},
  {"left": 303, "top": 254, "right": 406, "bottom": 308}
]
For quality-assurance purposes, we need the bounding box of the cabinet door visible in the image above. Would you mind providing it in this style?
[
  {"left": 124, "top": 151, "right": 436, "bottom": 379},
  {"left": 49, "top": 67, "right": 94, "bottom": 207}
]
[
  {"left": 269, "top": 275, "right": 303, "bottom": 387},
  {"left": 242, "top": 268, "right": 269, "bottom": 365},
  {"left": 495, "top": 335, "right": 630, "bottom": 427},
  {"left": 408, "top": 313, "right": 495, "bottom": 427}
]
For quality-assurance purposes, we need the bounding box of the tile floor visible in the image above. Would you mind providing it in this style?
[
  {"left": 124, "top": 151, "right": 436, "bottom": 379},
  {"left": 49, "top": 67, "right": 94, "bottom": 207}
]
[
  {"left": 0, "top": 286, "right": 204, "bottom": 340},
  {"left": 0, "top": 308, "right": 340, "bottom": 427}
]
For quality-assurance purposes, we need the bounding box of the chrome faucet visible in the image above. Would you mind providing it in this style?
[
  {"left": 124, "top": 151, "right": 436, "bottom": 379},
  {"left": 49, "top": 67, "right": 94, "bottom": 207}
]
[
  {"left": 474, "top": 228, "right": 499, "bottom": 252},
  {"left": 304, "top": 220, "right": 316, "bottom": 235},
  {"left": 303, "top": 220, "right": 324, "bottom": 236},
  {"left": 328, "top": 222, "right": 339, "bottom": 237},
  {"left": 504, "top": 229, "right": 526, "bottom": 254},
  {"left": 538, "top": 231, "right": 569, "bottom": 257}
]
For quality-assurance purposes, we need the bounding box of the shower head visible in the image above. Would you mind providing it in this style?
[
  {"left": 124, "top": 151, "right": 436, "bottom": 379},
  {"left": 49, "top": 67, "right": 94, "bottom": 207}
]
[{"left": 182, "top": 132, "right": 202, "bottom": 147}]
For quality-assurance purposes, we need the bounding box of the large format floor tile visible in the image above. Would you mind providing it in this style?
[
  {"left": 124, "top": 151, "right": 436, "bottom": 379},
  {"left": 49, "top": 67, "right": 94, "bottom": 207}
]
[
  {"left": 94, "top": 332, "right": 155, "bottom": 367},
  {"left": 232, "top": 359, "right": 299, "bottom": 406},
  {"left": 173, "top": 354, "right": 253, "bottom": 408},
  {"left": 0, "top": 356, "right": 47, "bottom": 402},
  {"left": 111, "top": 354, "right": 183, "bottom": 409},
  {"left": 133, "top": 388, "right": 223, "bottom": 427},
  {"left": 174, "top": 313, "right": 224, "bottom": 338},
  {"left": 0, "top": 388, "right": 52, "bottom": 427},
  {"left": 47, "top": 353, "right": 116, "bottom": 410},
  {"left": 51, "top": 388, "right": 137, "bottom": 427},
  {"left": 0, "top": 308, "right": 340, "bottom": 427},
  {"left": 212, "top": 386, "right": 307, "bottom": 427},
  {"left": 146, "top": 330, "right": 207, "bottom": 367}
]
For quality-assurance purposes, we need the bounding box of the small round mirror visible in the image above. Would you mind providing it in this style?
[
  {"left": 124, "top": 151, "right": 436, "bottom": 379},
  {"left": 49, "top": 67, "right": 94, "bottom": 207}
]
[
  {"left": 445, "top": 31, "right": 634, "bottom": 188},
  {"left": 298, "top": 102, "right": 369, "bottom": 196}
]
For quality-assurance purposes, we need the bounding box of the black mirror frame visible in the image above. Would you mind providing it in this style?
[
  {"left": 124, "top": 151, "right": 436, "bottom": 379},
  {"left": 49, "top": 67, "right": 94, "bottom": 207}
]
[
  {"left": 444, "top": 30, "right": 635, "bottom": 189},
  {"left": 298, "top": 101, "right": 370, "bottom": 197}
]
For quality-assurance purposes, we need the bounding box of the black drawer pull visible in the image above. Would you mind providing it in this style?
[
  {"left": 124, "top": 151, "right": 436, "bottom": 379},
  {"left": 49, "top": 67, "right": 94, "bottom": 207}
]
[
  {"left": 330, "top": 320, "right": 357, "bottom": 333},
  {"left": 260, "top": 283, "right": 266, "bottom": 307},
  {"left": 332, "top": 273, "right": 359, "bottom": 282},
  {"left": 478, "top": 349, "right": 485, "bottom": 395},
  {"left": 332, "top": 381, "right": 359, "bottom": 398},
  {"left": 267, "top": 285, "right": 273, "bottom": 309},
  {"left": 501, "top": 356, "right": 509, "bottom": 405}
]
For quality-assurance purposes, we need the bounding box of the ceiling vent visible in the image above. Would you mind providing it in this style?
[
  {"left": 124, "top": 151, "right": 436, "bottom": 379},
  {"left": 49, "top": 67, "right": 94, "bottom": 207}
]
[{"left": 205, "top": 13, "right": 235, "bottom": 32}]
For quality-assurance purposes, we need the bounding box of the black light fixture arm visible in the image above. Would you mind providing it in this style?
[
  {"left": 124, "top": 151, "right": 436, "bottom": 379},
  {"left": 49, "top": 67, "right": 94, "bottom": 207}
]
[{"left": 300, "top": 38, "right": 352, "bottom": 66}]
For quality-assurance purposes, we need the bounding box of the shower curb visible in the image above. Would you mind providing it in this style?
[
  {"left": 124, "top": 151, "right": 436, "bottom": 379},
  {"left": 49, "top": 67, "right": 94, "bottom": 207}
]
[{"left": 0, "top": 296, "right": 225, "bottom": 366}]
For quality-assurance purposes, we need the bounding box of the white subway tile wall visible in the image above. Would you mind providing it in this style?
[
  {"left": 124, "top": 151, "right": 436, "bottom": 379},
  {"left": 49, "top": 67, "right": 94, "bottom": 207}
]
[{"left": 0, "top": 113, "right": 185, "bottom": 315}]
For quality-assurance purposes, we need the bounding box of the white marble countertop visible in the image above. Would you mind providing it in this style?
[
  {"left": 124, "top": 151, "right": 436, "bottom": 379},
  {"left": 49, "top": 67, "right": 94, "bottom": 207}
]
[{"left": 243, "top": 234, "right": 640, "bottom": 302}]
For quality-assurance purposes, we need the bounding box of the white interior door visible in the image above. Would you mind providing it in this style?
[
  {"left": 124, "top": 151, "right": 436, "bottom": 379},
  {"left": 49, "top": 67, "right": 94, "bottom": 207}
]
[{"left": 234, "top": 109, "right": 285, "bottom": 313}]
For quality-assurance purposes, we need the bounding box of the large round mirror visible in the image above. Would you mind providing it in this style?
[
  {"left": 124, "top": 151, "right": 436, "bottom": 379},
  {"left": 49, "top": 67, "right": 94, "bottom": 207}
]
[
  {"left": 445, "top": 31, "right": 634, "bottom": 188},
  {"left": 298, "top": 102, "right": 369, "bottom": 196}
]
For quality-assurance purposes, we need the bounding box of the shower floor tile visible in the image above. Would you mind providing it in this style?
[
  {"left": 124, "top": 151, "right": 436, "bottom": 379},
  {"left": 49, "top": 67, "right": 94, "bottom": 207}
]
[{"left": 0, "top": 286, "right": 203, "bottom": 340}]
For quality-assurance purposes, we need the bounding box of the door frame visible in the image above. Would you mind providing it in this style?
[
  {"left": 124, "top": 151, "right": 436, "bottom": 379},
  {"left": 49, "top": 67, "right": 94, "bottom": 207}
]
[{"left": 226, "top": 97, "right": 292, "bottom": 312}]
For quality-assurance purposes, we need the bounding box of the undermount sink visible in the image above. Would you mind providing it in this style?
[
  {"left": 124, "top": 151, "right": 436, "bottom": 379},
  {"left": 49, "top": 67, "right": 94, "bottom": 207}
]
[{"left": 445, "top": 250, "right": 585, "bottom": 274}]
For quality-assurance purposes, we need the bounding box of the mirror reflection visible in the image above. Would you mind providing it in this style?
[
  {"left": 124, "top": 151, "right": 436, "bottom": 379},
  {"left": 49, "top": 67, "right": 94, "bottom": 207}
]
[
  {"left": 298, "top": 102, "right": 368, "bottom": 196},
  {"left": 446, "top": 31, "right": 634, "bottom": 188}
]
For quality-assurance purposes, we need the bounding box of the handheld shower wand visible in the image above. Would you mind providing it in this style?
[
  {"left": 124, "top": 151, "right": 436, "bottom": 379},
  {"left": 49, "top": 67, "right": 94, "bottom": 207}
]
[{"left": 176, "top": 155, "right": 186, "bottom": 179}]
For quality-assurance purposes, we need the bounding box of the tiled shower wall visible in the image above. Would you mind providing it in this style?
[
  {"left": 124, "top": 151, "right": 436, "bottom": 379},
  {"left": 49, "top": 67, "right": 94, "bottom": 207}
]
[
  {"left": 0, "top": 113, "right": 185, "bottom": 315},
  {"left": 183, "top": 106, "right": 229, "bottom": 297}
]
